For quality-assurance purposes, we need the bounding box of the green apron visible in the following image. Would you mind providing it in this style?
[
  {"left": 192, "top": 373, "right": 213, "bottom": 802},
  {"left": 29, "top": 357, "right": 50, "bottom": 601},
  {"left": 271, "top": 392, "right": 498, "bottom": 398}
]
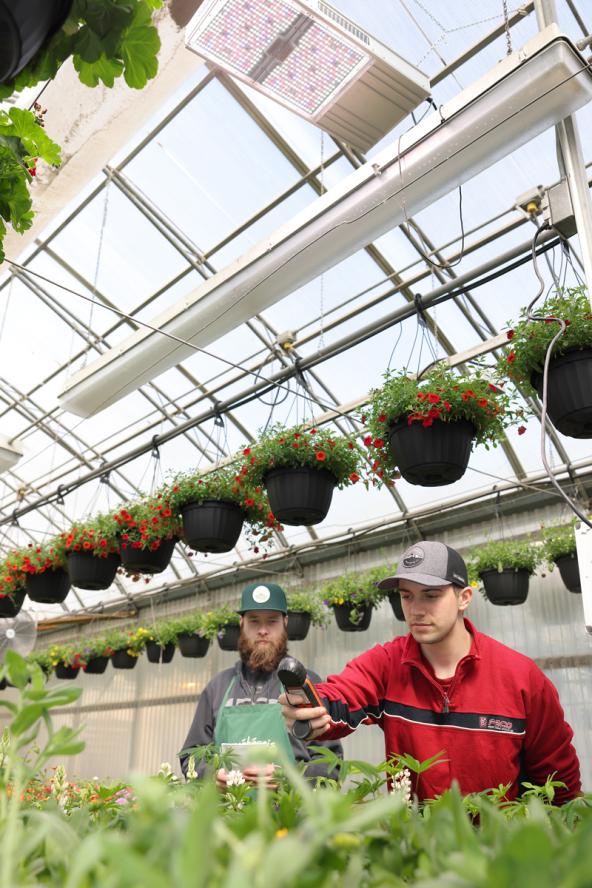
[{"left": 214, "top": 674, "right": 295, "bottom": 764}]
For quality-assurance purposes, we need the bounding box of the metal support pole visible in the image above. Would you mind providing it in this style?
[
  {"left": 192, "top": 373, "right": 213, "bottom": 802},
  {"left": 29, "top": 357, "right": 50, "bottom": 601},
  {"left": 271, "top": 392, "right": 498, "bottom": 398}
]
[{"left": 535, "top": 0, "right": 592, "bottom": 303}]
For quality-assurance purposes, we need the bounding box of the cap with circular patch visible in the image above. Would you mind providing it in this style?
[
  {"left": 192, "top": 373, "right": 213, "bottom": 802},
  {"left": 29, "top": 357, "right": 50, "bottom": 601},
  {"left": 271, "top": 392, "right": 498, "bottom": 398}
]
[
  {"left": 377, "top": 541, "right": 468, "bottom": 590},
  {"left": 237, "top": 581, "right": 288, "bottom": 614}
]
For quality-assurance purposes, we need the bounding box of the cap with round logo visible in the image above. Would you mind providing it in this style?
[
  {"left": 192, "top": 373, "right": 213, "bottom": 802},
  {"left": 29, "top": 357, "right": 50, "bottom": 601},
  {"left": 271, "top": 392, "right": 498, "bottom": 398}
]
[
  {"left": 237, "top": 581, "right": 288, "bottom": 614},
  {"left": 377, "top": 541, "right": 468, "bottom": 590}
]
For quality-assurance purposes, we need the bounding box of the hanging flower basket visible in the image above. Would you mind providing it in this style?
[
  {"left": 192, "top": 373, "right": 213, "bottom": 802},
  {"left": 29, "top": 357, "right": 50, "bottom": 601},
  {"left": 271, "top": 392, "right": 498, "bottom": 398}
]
[
  {"left": 145, "top": 641, "right": 175, "bottom": 664},
  {"left": 363, "top": 364, "right": 516, "bottom": 489},
  {"left": 387, "top": 418, "right": 475, "bottom": 486},
  {"left": 531, "top": 348, "right": 592, "bottom": 438},
  {"left": 388, "top": 591, "right": 406, "bottom": 622},
  {"left": 55, "top": 663, "right": 80, "bottom": 680},
  {"left": 181, "top": 500, "right": 244, "bottom": 553},
  {"left": 287, "top": 611, "right": 312, "bottom": 641},
  {"left": 67, "top": 551, "right": 120, "bottom": 590},
  {"left": 119, "top": 536, "right": 177, "bottom": 575},
  {"left": 111, "top": 650, "right": 138, "bottom": 670},
  {"left": 498, "top": 288, "right": 592, "bottom": 438},
  {"left": 177, "top": 633, "right": 210, "bottom": 658},
  {"left": 332, "top": 603, "right": 373, "bottom": 632},
  {"left": 480, "top": 568, "right": 531, "bottom": 606},
  {"left": 84, "top": 656, "right": 109, "bottom": 675},
  {"left": 554, "top": 553, "right": 581, "bottom": 594},
  {"left": 247, "top": 425, "right": 362, "bottom": 527},
  {"left": 0, "top": 589, "right": 25, "bottom": 617},
  {"left": 217, "top": 624, "right": 240, "bottom": 651},
  {"left": 265, "top": 466, "right": 336, "bottom": 526},
  {"left": 25, "top": 568, "right": 70, "bottom": 604}
]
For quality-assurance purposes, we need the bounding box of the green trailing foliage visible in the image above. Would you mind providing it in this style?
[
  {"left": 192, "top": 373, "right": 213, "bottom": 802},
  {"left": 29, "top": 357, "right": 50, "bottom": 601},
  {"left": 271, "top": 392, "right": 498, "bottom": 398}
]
[
  {"left": 285, "top": 590, "right": 329, "bottom": 627},
  {"left": 541, "top": 522, "right": 578, "bottom": 566},
  {"left": 0, "top": 0, "right": 162, "bottom": 263}
]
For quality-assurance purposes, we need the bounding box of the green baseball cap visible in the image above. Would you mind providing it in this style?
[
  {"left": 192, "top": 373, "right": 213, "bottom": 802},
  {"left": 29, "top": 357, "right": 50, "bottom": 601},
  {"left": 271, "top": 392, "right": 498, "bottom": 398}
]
[{"left": 237, "top": 582, "right": 288, "bottom": 614}]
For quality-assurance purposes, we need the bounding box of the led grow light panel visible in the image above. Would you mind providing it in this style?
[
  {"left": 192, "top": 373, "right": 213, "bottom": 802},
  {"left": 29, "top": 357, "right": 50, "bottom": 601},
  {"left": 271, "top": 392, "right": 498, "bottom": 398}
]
[{"left": 188, "top": 0, "right": 370, "bottom": 116}]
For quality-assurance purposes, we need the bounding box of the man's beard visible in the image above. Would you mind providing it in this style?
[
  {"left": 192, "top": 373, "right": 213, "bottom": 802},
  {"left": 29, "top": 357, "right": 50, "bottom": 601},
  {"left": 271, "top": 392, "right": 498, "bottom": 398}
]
[{"left": 239, "top": 628, "right": 288, "bottom": 673}]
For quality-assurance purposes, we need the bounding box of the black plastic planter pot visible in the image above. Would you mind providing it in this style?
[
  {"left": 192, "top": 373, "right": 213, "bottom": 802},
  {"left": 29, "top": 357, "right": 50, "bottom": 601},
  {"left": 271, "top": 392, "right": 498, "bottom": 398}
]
[
  {"left": 67, "top": 551, "right": 120, "bottom": 591},
  {"left": 217, "top": 624, "right": 240, "bottom": 651},
  {"left": 119, "top": 536, "right": 176, "bottom": 575},
  {"left": 287, "top": 611, "right": 311, "bottom": 641},
  {"left": 554, "top": 553, "right": 581, "bottom": 593},
  {"left": 0, "top": 0, "right": 73, "bottom": 83},
  {"left": 25, "top": 568, "right": 70, "bottom": 604},
  {"left": 388, "top": 592, "right": 406, "bottom": 622},
  {"left": 480, "top": 568, "right": 530, "bottom": 605},
  {"left": 265, "top": 467, "right": 336, "bottom": 525},
  {"left": 0, "top": 589, "right": 25, "bottom": 617},
  {"left": 332, "top": 603, "right": 373, "bottom": 632},
  {"left": 145, "top": 641, "right": 175, "bottom": 664},
  {"left": 178, "top": 633, "right": 210, "bottom": 658},
  {"left": 111, "top": 650, "right": 138, "bottom": 670},
  {"left": 388, "top": 418, "right": 475, "bottom": 486},
  {"left": 532, "top": 348, "right": 592, "bottom": 438},
  {"left": 181, "top": 500, "right": 244, "bottom": 553},
  {"left": 84, "top": 656, "right": 109, "bottom": 675},
  {"left": 55, "top": 663, "right": 80, "bottom": 680}
]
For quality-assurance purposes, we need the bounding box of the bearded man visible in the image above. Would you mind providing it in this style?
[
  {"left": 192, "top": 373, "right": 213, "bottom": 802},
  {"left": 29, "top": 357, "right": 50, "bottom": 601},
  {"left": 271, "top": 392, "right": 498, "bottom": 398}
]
[{"left": 179, "top": 582, "right": 342, "bottom": 788}]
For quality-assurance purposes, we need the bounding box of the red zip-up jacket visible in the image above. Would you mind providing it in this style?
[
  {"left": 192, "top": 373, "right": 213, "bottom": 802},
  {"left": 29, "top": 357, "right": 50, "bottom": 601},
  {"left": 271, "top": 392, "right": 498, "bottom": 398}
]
[{"left": 316, "top": 619, "right": 581, "bottom": 803}]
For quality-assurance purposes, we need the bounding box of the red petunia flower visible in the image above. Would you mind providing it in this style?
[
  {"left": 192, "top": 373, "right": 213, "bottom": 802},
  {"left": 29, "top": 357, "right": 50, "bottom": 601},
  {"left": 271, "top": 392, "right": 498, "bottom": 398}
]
[
  {"left": 507, "top": 330, "right": 515, "bottom": 340},
  {"left": 348, "top": 472, "right": 360, "bottom": 483},
  {"left": 378, "top": 414, "right": 386, "bottom": 422},
  {"left": 507, "top": 351, "right": 516, "bottom": 364},
  {"left": 518, "top": 425, "right": 527, "bottom": 435},
  {"left": 373, "top": 438, "right": 385, "bottom": 448},
  {"left": 488, "top": 383, "right": 498, "bottom": 393},
  {"left": 315, "top": 451, "right": 326, "bottom": 461},
  {"left": 243, "top": 447, "right": 251, "bottom": 456},
  {"left": 477, "top": 398, "right": 488, "bottom": 408},
  {"left": 427, "top": 393, "right": 440, "bottom": 404},
  {"left": 363, "top": 435, "right": 373, "bottom": 446}
]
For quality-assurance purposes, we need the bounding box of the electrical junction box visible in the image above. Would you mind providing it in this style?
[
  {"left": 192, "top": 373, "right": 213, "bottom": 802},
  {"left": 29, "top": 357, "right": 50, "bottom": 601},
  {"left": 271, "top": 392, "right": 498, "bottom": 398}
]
[
  {"left": 185, "top": 0, "right": 430, "bottom": 152},
  {"left": 575, "top": 520, "right": 592, "bottom": 635},
  {"left": 543, "top": 179, "right": 578, "bottom": 239}
]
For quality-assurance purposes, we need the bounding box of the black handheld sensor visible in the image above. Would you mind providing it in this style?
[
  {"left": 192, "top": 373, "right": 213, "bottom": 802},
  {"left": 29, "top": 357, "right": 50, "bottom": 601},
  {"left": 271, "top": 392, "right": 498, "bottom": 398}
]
[{"left": 277, "top": 656, "right": 324, "bottom": 740}]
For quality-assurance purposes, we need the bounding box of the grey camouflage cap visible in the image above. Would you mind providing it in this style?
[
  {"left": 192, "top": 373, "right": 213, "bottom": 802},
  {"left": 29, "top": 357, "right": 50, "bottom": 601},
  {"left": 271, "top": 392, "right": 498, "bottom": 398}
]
[{"left": 377, "top": 541, "right": 469, "bottom": 590}]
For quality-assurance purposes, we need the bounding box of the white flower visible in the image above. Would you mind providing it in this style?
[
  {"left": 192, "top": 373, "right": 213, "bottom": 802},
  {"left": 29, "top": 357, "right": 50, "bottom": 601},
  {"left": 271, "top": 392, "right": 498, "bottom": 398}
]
[
  {"left": 158, "top": 762, "right": 173, "bottom": 776},
  {"left": 186, "top": 755, "right": 197, "bottom": 781},
  {"left": 226, "top": 769, "right": 246, "bottom": 786},
  {"left": 392, "top": 767, "right": 412, "bottom": 806}
]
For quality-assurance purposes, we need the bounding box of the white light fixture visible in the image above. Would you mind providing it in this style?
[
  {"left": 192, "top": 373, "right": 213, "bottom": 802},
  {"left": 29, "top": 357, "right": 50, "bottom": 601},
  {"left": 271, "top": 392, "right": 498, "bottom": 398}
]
[
  {"left": 185, "top": 0, "right": 430, "bottom": 152},
  {"left": 59, "top": 25, "right": 592, "bottom": 418},
  {"left": 0, "top": 435, "right": 23, "bottom": 473}
]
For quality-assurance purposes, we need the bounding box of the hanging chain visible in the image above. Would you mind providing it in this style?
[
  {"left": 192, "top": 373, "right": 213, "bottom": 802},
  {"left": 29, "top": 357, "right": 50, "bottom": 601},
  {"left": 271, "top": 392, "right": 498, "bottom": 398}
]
[{"left": 502, "top": 0, "right": 513, "bottom": 55}]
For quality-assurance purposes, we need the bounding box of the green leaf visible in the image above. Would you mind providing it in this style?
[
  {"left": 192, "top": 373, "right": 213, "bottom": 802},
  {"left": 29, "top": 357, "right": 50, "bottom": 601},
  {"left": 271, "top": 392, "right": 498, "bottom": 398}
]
[
  {"left": 173, "top": 781, "right": 217, "bottom": 885},
  {"left": 5, "top": 109, "right": 62, "bottom": 166},
  {"left": 5, "top": 649, "right": 30, "bottom": 689},
  {"left": 80, "top": 0, "right": 135, "bottom": 38},
  {"left": 120, "top": 4, "right": 161, "bottom": 89},
  {"left": 73, "top": 53, "right": 124, "bottom": 87},
  {"left": 10, "top": 703, "right": 44, "bottom": 736}
]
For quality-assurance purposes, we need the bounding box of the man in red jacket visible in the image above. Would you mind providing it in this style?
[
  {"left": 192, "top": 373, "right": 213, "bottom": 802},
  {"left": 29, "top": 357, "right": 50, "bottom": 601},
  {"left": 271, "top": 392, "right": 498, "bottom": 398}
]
[{"left": 280, "top": 541, "right": 581, "bottom": 803}]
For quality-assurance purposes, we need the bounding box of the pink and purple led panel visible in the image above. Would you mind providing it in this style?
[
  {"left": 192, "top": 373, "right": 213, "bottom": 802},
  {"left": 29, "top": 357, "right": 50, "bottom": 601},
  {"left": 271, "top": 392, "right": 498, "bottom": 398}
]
[{"left": 191, "top": 0, "right": 369, "bottom": 116}]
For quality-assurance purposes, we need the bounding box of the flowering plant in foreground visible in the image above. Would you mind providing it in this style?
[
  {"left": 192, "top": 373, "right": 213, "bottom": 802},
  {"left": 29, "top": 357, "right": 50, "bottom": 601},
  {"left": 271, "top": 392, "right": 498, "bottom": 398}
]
[
  {"left": 245, "top": 424, "right": 363, "bottom": 489},
  {"left": 9, "top": 540, "right": 67, "bottom": 575},
  {"left": 363, "top": 363, "right": 517, "bottom": 484},
  {"left": 498, "top": 286, "right": 592, "bottom": 394}
]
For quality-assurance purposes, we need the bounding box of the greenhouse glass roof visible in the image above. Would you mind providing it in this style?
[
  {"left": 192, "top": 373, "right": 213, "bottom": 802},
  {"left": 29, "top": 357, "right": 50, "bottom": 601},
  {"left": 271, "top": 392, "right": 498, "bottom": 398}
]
[{"left": 0, "top": 0, "right": 591, "bottom": 619}]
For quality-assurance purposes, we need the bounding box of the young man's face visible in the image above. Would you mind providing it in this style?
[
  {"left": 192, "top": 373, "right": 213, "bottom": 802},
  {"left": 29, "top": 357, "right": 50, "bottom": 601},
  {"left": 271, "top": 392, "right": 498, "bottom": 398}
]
[
  {"left": 398, "top": 579, "right": 472, "bottom": 645},
  {"left": 239, "top": 610, "right": 288, "bottom": 672}
]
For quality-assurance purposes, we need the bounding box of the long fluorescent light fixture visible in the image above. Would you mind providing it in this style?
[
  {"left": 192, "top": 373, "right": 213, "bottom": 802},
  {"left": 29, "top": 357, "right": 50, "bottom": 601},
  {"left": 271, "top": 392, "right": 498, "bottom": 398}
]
[
  {"left": 185, "top": 0, "right": 430, "bottom": 152},
  {"left": 59, "top": 25, "right": 592, "bottom": 418},
  {"left": 0, "top": 435, "right": 23, "bottom": 473}
]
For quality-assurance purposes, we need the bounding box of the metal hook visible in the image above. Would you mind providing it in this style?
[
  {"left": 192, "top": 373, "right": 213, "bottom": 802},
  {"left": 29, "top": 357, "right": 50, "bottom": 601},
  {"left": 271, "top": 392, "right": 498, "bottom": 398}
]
[
  {"left": 11, "top": 510, "right": 19, "bottom": 527},
  {"left": 100, "top": 472, "right": 111, "bottom": 486},
  {"left": 414, "top": 292, "right": 427, "bottom": 327},
  {"left": 151, "top": 435, "right": 160, "bottom": 461},
  {"left": 56, "top": 484, "right": 66, "bottom": 506}
]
